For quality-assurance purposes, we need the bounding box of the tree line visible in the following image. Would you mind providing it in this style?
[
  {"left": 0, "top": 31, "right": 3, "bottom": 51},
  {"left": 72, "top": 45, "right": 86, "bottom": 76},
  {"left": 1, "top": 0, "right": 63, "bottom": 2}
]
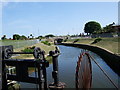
[
  {"left": 1, "top": 34, "right": 34, "bottom": 40},
  {"left": 84, "top": 21, "right": 117, "bottom": 35},
  {"left": 1, "top": 21, "right": 118, "bottom": 40},
  {"left": 1, "top": 34, "right": 55, "bottom": 40}
]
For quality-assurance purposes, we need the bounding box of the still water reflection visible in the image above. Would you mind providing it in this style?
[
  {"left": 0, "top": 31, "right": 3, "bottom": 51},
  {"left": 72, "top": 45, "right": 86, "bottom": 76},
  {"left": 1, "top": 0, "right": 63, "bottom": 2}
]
[{"left": 20, "top": 45, "right": 119, "bottom": 88}]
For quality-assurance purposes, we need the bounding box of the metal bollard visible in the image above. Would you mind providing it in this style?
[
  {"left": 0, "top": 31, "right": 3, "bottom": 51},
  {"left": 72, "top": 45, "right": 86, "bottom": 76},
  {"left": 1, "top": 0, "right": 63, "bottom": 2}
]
[{"left": 49, "top": 46, "right": 66, "bottom": 89}]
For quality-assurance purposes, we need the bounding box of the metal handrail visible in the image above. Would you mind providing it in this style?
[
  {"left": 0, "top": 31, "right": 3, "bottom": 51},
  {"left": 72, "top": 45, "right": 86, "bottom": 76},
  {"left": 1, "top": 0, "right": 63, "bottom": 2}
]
[{"left": 89, "top": 54, "right": 118, "bottom": 89}]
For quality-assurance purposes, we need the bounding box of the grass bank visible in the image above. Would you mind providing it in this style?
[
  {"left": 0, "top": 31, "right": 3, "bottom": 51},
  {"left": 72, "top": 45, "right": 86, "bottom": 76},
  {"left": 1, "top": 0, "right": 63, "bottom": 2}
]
[
  {"left": 12, "top": 42, "right": 55, "bottom": 74},
  {"left": 0, "top": 39, "right": 38, "bottom": 49},
  {"left": 13, "top": 42, "right": 55, "bottom": 59},
  {"left": 66, "top": 37, "right": 119, "bottom": 55}
]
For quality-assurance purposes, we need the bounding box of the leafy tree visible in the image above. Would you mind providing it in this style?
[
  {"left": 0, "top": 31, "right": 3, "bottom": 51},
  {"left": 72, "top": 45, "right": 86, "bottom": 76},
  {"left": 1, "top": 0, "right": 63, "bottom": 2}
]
[
  {"left": 102, "top": 22, "right": 116, "bottom": 33},
  {"left": 38, "top": 36, "right": 43, "bottom": 38},
  {"left": 30, "top": 34, "right": 33, "bottom": 36},
  {"left": 1, "top": 35, "right": 7, "bottom": 40},
  {"left": 45, "top": 34, "right": 55, "bottom": 38},
  {"left": 13, "top": 34, "right": 20, "bottom": 40},
  {"left": 29, "top": 34, "right": 34, "bottom": 39},
  {"left": 79, "top": 33, "right": 82, "bottom": 37},
  {"left": 20, "top": 35, "right": 27, "bottom": 40},
  {"left": 84, "top": 21, "right": 102, "bottom": 35},
  {"left": 37, "top": 36, "right": 43, "bottom": 39}
]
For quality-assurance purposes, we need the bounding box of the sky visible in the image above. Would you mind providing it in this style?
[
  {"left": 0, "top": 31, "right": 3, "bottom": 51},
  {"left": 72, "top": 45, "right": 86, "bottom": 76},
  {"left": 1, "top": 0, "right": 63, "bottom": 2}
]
[{"left": 2, "top": 2, "right": 118, "bottom": 38}]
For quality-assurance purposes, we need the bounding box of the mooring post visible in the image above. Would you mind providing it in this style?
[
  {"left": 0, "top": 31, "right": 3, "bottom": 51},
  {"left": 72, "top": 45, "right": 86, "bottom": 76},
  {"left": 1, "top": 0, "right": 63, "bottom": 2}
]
[
  {"left": 37, "top": 63, "right": 42, "bottom": 90},
  {"left": 49, "top": 46, "right": 66, "bottom": 89},
  {"left": 42, "top": 51, "right": 49, "bottom": 90},
  {"left": 52, "top": 51, "right": 59, "bottom": 85}
]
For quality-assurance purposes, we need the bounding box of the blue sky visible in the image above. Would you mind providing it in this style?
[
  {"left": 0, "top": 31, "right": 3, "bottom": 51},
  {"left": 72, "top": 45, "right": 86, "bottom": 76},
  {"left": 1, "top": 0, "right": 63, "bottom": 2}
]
[{"left": 2, "top": 2, "right": 118, "bottom": 38}]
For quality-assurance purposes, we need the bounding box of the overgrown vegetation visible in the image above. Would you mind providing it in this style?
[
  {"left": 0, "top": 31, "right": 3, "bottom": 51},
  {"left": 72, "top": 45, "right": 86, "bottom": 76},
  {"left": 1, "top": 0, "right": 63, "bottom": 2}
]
[
  {"left": 41, "top": 41, "right": 51, "bottom": 46},
  {"left": 73, "top": 39, "right": 79, "bottom": 43},
  {"left": 91, "top": 38, "right": 102, "bottom": 44},
  {"left": 12, "top": 41, "right": 55, "bottom": 59},
  {"left": 13, "top": 34, "right": 27, "bottom": 40},
  {"left": 1, "top": 35, "right": 7, "bottom": 40},
  {"left": 8, "top": 83, "right": 20, "bottom": 90},
  {"left": 21, "top": 46, "right": 35, "bottom": 52},
  {"left": 46, "top": 56, "right": 53, "bottom": 64},
  {"left": 84, "top": 21, "right": 118, "bottom": 35},
  {"left": 45, "top": 34, "right": 55, "bottom": 38},
  {"left": 64, "top": 39, "right": 67, "bottom": 42}
]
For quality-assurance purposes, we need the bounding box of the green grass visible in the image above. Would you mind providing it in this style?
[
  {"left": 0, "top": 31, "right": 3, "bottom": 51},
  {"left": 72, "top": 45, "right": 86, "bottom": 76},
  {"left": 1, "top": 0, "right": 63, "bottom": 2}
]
[
  {"left": 93, "top": 38, "right": 119, "bottom": 54},
  {"left": 1, "top": 40, "right": 55, "bottom": 75},
  {"left": 41, "top": 41, "right": 51, "bottom": 46},
  {"left": 12, "top": 42, "right": 55, "bottom": 59},
  {"left": 46, "top": 56, "right": 53, "bottom": 64},
  {"left": 12, "top": 42, "right": 55, "bottom": 74},
  {"left": 0, "top": 39, "right": 38, "bottom": 49},
  {"left": 66, "top": 37, "right": 119, "bottom": 54},
  {"left": 66, "top": 38, "right": 95, "bottom": 44}
]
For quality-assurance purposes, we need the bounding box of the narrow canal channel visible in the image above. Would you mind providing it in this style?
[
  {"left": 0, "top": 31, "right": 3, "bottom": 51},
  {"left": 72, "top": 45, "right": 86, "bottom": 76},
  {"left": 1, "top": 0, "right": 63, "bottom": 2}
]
[{"left": 20, "top": 45, "right": 119, "bottom": 88}]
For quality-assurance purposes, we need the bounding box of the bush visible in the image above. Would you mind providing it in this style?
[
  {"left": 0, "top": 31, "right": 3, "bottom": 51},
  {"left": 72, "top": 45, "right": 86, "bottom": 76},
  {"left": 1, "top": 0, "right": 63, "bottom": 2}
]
[
  {"left": 21, "top": 46, "right": 35, "bottom": 52},
  {"left": 73, "top": 39, "right": 79, "bottom": 43},
  {"left": 64, "top": 39, "right": 67, "bottom": 42},
  {"left": 41, "top": 41, "right": 51, "bottom": 46},
  {"left": 91, "top": 38, "right": 102, "bottom": 44}
]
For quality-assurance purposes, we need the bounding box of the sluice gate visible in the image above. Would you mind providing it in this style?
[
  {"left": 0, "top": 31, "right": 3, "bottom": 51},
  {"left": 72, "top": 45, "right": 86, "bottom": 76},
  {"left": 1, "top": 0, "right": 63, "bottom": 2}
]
[{"left": 0, "top": 45, "right": 118, "bottom": 90}]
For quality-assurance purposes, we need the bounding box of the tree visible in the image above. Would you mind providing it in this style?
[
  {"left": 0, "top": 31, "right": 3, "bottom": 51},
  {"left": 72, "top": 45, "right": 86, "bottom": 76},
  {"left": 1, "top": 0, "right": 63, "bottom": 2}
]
[
  {"left": 37, "top": 36, "right": 43, "bottom": 39},
  {"left": 102, "top": 22, "right": 116, "bottom": 33},
  {"left": 45, "top": 34, "right": 55, "bottom": 38},
  {"left": 13, "top": 34, "right": 20, "bottom": 40},
  {"left": 30, "top": 34, "right": 33, "bottom": 37},
  {"left": 84, "top": 21, "right": 102, "bottom": 35},
  {"left": 29, "top": 34, "right": 34, "bottom": 39},
  {"left": 20, "top": 35, "right": 27, "bottom": 40},
  {"left": 1, "top": 35, "right": 7, "bottom": 40}
]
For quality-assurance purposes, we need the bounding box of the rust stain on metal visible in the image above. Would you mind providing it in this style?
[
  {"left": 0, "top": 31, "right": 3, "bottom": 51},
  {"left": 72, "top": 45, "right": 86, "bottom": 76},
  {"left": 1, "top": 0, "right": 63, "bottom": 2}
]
[{"left": 76, "top": 51, "right": 92, "bottom": 90}]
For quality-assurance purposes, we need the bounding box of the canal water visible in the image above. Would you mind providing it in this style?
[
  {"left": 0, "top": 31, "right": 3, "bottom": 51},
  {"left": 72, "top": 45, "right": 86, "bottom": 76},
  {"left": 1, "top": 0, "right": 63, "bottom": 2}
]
[{"left": 20, "top": 45, "right": 119, "bottom": 88}]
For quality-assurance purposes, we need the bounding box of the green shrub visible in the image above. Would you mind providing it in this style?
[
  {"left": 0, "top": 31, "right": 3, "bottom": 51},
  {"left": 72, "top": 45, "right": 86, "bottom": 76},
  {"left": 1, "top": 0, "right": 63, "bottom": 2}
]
[
  {"left": 21, "top": 46, "right": 35, "bottom": 52},
  {"left": 73, "top": 39, "right": 79, "bottom": 43},
  {"left": 41, "top": 41, "right": 51, "bottom": 46},
  {"left": 91, "top": 38, "right": 102, "bottom": 44},
  {"left": 64, "top": 39, "right": 67, "bottom": 42}
]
